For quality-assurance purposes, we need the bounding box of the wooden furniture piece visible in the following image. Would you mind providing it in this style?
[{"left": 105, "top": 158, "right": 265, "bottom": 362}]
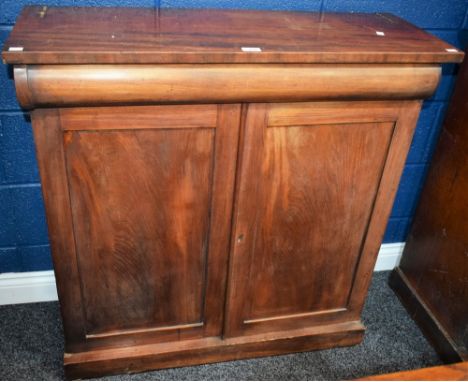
[
  {"left": 2, "top": 6, "right": 463, "bottom": 379},
  {"left": 390, "top": 48, "right": 468, "bottom": 363},
  {"left": 358, "top": 361, "right": 468, "bottom": 381}
]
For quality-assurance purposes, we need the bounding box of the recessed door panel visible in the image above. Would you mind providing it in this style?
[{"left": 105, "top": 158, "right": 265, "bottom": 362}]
[
  {"left": 246, "top": 121, "right": 393, "bottom": 320},
  {"left": 65, "top": 128, "right": 214, "bottom": 335}
]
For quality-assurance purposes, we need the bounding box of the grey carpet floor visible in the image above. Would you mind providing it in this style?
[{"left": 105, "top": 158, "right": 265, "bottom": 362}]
[{"left": 0, "top": 271, "right": 442, "bottom": 380}]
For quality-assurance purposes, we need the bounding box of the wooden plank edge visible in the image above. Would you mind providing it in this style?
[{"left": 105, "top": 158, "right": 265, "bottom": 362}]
[
  {"left": 64, "top": 321, "right": 365, "bottom": 379},
  {"left": 357, "top": 361, "right": 468, "bottom": 381},
  {"left": 2, "top": 50, "right": 465, "bottom": 65},
  {"left": 389, "top": 267, "right": 466, "bottom": 363}
]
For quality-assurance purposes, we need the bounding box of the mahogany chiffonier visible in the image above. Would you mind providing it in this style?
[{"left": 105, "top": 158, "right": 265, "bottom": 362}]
[{"left": 2, "top": 6, "right": 464, "bottom": 378}]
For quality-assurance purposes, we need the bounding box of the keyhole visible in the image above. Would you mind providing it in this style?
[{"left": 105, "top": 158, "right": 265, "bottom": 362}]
[{"left": 237, "top": 234, "right": 244, "bottom": 243}]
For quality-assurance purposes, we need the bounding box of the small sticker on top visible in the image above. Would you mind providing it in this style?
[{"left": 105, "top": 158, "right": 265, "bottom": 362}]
[
  {"left": 376, "top": 31, "right": 385, "bottom": 36},
  {"left": 446, "top": 48, "right": 458, "bottom": 52},
  {"left": 8, "top": 46, "right": 24, "bottom": 51},
  {"left": 241, "top": 47, "right": 262, "bottom": 52}
]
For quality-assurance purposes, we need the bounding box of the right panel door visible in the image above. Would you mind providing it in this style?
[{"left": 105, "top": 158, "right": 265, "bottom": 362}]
[{"left": 225, "top": 101, "right": 421, "bottom": 337}]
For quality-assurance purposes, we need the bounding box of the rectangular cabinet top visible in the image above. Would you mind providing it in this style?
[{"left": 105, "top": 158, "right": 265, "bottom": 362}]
[{"left": 2, "top": 6, "right": 464, "bottom": 65}]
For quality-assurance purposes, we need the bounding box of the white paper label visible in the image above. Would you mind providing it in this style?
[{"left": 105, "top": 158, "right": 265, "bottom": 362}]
[
  {"left": 8, "top": 47, "right": 24, "bottom": 51},
  {"left": 376, "top": 31, "right": 385, "bottom": 36},
  {"left": 241, "top": 47, "right": 262, "bottom": 52},
  {"left": 446, "top": 48, "right": 458, "bottom": 52}
]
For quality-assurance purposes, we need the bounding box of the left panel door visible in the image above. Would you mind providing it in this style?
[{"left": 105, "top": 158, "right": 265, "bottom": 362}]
[{"left": 31, "top": 104, "right": 241, "bottom": 352}]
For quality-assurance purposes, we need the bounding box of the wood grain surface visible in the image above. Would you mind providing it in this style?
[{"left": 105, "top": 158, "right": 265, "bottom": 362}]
[
  {"left": 65, "top": 128, "right": 213, "bottom": 335},
  {"left": 359, "top": 361, "right": 468, "bottom": 380},
  {"left": 34, "top": 104, "right": 241, "bottom": 351},
  {"left": 2, "top": 6, "right": 463, "bottom": 64},
  {"left": 224, "top": 100, "right": 422, "bottom": 337},
  {"left": 64, "top": 321, "right": 364, "bottom": 379},
  {"left": 31, "top": 109, "right": 87, "bottom": 351},
  {"left": 391, "top": 48, "right": 468, "bottom": 362},
  {"left": 12, "top": 64, "right": 441, "bottom": 109}
]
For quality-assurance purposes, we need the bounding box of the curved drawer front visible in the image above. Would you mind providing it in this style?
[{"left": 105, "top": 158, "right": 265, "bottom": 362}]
[{"left": 15, "top": 64, "right": 440, "bottom": 109}]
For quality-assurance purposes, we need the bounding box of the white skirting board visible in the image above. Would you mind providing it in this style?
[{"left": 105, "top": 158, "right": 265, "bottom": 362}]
[
  {"left": 0, "top": 242, "right": 405, "bottom": 306},
  {"left": 0, "top": 270, "right": 58, "bottom": 305},
  {"left": 373, "top": 242, "right": 405, "bottom": 271}
]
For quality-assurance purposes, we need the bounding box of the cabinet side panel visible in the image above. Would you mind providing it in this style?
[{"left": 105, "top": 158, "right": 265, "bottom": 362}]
[{"left": 64, "top": 128, "right": 214, "bottom": 335}]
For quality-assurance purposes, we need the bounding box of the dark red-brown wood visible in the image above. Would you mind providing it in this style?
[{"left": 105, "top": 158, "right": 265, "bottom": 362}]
[
  {"left": 359, "top": 361, "right": 468, "bottom": 381},
  {"left": 33, "top": 104, "right": 241, "bottom": 352},
  {"left": 225, "top": 101, "right": 421, "bottom": 337},
  {"left": 2, "top": 6, "right": 463, "bottom": 64},
  {"left": 65, "top": 321, "right": 364, "bottom": 379},
  {"left": 390, "top": 48, "right": 468, "bottom": 363},
  {"left": 11, "top": 64, "right": 442, "bottom": 109}
]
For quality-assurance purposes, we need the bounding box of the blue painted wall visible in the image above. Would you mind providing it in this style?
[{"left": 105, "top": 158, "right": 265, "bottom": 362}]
[{"left": 0, "top": 0, "right": 467, "bottom": 273}]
